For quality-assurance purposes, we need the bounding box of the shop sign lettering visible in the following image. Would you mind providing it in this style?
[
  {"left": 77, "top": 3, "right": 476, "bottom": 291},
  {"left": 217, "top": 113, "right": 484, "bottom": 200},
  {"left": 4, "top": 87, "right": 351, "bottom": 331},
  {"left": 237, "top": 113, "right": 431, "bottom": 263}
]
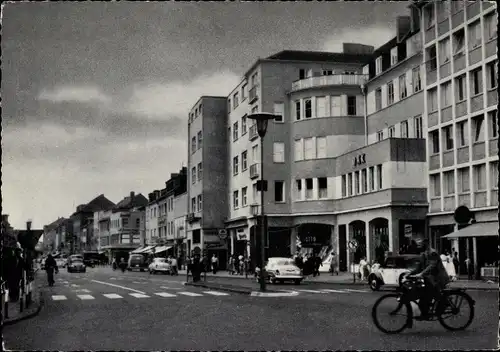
[
  {"left": 353, "top": 153, "right": 366, "bottom": 167},
  {"left": 303, "top": 236, "right": 317, "bottom": 244}
]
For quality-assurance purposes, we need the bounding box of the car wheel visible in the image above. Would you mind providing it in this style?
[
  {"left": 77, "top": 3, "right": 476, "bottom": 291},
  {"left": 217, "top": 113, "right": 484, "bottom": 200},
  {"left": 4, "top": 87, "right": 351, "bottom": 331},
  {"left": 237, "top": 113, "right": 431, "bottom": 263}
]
[{"left": 369, "top": 275, "right": 381, "bottom": 291}]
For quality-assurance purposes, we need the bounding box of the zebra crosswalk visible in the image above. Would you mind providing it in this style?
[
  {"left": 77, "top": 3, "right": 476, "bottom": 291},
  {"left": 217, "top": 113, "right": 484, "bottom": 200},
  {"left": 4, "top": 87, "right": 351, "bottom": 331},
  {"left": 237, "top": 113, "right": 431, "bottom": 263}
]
[
  {"left": 294, "top": 288, "right": 369, "bottom": 295},
  {"left": 50, "top": 290, "right": 230, "bottom": 302}
]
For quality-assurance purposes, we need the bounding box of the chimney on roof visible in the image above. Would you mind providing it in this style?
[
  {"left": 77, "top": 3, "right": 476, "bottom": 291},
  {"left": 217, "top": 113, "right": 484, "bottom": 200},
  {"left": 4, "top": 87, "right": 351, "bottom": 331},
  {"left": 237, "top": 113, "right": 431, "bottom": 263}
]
[
  {"left": 130, "top": 191, "right": 135, "bottom": 199},
  {"left": 396, "top": 16, "right": 412, "bottom": 43}
]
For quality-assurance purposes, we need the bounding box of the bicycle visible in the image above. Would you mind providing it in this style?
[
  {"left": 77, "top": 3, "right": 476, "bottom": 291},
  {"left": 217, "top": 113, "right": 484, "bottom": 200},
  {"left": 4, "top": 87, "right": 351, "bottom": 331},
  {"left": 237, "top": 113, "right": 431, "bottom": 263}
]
[{"left": 372, "top": 275, "right": 475, "bottom": 334}]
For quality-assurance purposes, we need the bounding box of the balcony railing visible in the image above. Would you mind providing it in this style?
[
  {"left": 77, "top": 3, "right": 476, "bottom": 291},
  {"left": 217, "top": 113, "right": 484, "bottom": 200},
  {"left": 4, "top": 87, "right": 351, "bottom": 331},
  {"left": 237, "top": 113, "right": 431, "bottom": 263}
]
[
  {"left": 249, "top": 163, "right": 260, "bottom": 179},
  {"left": 249, "top": 124, "right": 259, "bottom": 141},
  {"left": 291, "top": 74, "right": 368, "bottom": 92},
  {"left": 249, "top": 85, "right": 258, "bottom": 103}
]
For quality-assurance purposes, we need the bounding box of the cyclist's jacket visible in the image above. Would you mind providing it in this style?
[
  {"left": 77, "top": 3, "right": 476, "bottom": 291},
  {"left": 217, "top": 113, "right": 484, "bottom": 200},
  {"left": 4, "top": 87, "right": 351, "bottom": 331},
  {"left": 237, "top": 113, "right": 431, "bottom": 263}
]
[{"left": 413, "top": 248, "right": 450, "bottom": 289}]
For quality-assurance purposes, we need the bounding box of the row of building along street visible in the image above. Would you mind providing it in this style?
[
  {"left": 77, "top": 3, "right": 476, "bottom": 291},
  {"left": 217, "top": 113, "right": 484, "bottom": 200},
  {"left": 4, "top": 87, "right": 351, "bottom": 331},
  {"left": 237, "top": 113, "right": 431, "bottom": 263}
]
[{"left": 42, "top": 0, "right": 498, "bottom": 280}]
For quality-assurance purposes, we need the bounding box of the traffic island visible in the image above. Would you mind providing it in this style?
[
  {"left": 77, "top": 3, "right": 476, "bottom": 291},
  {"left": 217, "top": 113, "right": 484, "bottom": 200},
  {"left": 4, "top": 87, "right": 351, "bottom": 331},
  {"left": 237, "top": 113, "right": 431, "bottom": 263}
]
[{"left": 4, "top": 278, "right": 45, "bottom": 326}]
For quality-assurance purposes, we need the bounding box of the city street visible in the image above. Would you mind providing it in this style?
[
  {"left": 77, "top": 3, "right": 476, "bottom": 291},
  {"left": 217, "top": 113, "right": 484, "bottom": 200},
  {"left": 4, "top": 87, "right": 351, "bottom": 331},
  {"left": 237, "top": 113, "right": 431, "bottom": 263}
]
[{"left": 4, "top": 267, "right": 498, "bottom": 350}]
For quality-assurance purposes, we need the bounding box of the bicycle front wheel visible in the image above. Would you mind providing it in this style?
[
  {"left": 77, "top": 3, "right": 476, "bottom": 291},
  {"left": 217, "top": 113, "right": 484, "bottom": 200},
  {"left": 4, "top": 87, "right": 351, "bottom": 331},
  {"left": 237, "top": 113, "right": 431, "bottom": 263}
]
[
  {"left": 372, "top": 293, "right": 412, "bottom": 334},
  {"left": 438, "top": 291, "right": 475, "bottom": 331}
]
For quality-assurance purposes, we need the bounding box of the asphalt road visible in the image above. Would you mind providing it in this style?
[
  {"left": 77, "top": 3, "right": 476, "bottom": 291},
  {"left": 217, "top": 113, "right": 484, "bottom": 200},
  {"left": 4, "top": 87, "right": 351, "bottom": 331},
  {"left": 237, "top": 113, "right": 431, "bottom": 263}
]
[{"left": 4, "top": 267, "right": 498, "bottom": 350}]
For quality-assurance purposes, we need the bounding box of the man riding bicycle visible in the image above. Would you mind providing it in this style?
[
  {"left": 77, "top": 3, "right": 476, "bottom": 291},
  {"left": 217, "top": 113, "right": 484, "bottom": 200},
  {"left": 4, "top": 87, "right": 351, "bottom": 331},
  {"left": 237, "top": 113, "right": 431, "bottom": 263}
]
[{"left": 408, "top": 239, "right": 450, "bottom": 320}]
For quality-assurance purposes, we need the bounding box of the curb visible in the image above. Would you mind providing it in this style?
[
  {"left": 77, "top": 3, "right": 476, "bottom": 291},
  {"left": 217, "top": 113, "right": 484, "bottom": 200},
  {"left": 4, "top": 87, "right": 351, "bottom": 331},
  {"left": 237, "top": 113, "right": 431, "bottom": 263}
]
[
  {"left": 4, "top": 290, "right": 44, "bottom": 326},
  {"left": 183, "top": 281, "right": 252, "bottom": 295},
  {"left": 250, "top": 290, "right": 300, "bottom": 297},
  {"left": 202, "top": 275, "right": 498, "bottom": 291}
]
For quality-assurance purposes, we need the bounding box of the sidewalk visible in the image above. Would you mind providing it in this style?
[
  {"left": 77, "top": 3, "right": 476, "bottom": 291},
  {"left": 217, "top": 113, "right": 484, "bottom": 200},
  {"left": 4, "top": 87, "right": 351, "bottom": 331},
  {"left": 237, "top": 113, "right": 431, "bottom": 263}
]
[
  {"left": 178, "top": 269, "right": 499, "bottom": 291},
  {"left": 4, "top": 270, "right": 45, "bottom": 326}
]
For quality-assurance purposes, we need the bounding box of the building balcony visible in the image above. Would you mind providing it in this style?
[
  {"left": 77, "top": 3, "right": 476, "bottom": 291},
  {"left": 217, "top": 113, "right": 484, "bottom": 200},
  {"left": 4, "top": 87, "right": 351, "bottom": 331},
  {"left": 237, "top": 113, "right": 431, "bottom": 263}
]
[
  {"left": 249, "top": 124, "right": 259, "bottom": 141},
  {"left": 291, "top": 74, "right": 368, "bottom": 92},
  {"left": 249, "top": 85, "right": 258, "bottom": 103},
  {"left": 249, "top": 163, "right": 260, "bottom": 179}
]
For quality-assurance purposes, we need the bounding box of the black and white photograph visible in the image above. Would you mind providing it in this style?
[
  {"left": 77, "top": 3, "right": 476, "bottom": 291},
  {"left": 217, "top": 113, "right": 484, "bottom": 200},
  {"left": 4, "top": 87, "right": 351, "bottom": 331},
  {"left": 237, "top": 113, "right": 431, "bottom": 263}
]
[{"left": 1, "top": 0, "right": 498, "bottom": 350}]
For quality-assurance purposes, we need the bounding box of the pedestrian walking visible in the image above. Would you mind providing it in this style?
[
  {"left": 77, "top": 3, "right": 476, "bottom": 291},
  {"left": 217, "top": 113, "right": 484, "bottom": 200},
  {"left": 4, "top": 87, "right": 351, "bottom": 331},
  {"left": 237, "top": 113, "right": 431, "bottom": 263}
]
[
  {"left": 464, "top": 257, "right": 473, "bottom": 280},
  {"left": 170, "top": 256, "right": 178, "bottom": 275},
  {"left": 453, "top": 252, "right": 459, "bottom": 276},
  {"left": 330, "top": 253, "right": 338, "bottom": 276},
  {"left": 45, "top": 254, "right": 58, "bottom": 286},
  {"left": 211, "top": 254, "right": 218, "bottom": 274},
  {"left": 359, "top": 257, "right": 368, "bottom": 281}
]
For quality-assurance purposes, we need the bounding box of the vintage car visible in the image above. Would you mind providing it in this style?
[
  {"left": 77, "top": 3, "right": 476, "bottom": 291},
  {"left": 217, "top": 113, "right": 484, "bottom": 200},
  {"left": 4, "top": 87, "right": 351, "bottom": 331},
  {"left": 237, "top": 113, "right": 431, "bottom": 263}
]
[
  {"left": 368, "top": 254, "right": 422, "bottom": 291},
  {"left": 256, "top": 257, "right": 303, "bottom": 285},
  {"left": 67, "top": 258, "right": 86, "bottom": 273},
  {"left": 148, "top": 258, "right": 172, "bottom": 275}
]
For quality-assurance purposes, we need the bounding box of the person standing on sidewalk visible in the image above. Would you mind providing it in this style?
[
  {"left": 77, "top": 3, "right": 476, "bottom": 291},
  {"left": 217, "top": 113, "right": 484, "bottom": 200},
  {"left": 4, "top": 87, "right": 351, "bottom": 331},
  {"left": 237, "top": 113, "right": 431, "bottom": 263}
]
[
  {"left": 464, "top": 257, "right": 473, "bottom": 280},
  {"left": 170, "top": 256, "right": 178, "bottom": 276},
  {"left": 211, "top": 254, "right": 218, "bottom": 274},
  {"left": 330, "top": 253, "right": 338, "bottom": 276}
]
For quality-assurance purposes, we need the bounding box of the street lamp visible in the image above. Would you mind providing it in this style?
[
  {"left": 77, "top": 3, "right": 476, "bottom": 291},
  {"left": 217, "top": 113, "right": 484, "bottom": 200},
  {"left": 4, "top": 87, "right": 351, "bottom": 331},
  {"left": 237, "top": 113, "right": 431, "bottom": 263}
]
[{"left": 247, "top": 113, "right": 279, "bottom": 292}]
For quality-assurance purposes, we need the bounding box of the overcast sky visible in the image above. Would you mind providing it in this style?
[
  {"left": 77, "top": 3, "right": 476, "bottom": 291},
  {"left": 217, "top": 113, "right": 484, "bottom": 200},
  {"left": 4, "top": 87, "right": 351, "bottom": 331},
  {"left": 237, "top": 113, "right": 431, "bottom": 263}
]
[{"left": 2, "top": 1, "right": 410, "bottom": 229}]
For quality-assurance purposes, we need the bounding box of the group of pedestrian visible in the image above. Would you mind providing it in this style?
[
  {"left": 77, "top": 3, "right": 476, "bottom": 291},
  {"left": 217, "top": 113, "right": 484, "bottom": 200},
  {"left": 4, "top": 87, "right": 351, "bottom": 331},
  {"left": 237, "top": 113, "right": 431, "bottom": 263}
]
[
  {"left": 440, "top": 251, "right": 459, "bottom": 281},
  {"left": 227, "top": 254, "right": 251, "bottom": 276},
  {"left": 293, "top": 252, "right": 322, "bottom": 277}
]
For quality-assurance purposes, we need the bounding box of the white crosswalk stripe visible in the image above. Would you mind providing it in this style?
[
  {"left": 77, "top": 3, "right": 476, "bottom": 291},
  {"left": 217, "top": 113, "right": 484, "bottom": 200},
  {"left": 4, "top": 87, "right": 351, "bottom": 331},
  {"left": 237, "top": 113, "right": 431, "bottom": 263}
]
[
  {"left": 103, "top": 293, "right": 123, "bottom": 299},
  {"left": 77, "top": 294, "right": 95, "bottom": 300},
  {"left": 129, "top": 293, "right": 150, "bottom": 298},
  {"left": 297, "top": 289, "right": 326, "bottom": 293},
  {"left": 203, "top": 291, "right": 229, "bottom": 296},
  {"left": 52, "top": 295, "right": 67, "bottom": 301},
  {"left": 178, "top": 291, "right": 203, "bottom": 297},
  {"left": 320, "top": 289, "right": 349, "bottom": 293},
  {"left": 160, "top": 286, "right": 182, "bottom": 290},
  {"left": 154, "top": 292, "right": 177, "bottom": 298}
]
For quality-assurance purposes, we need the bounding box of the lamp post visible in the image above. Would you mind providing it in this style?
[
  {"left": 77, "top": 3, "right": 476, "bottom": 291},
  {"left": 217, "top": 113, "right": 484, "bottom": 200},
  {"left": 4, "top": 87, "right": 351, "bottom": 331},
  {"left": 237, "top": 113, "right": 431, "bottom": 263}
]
[{"left": 247, "top": 113, "right": 279, "bottom": 292}]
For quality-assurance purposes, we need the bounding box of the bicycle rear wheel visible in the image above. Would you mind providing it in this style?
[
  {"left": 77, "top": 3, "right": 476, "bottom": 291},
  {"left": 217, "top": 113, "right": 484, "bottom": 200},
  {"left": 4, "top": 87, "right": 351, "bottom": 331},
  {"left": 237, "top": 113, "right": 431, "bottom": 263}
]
[
  {"left": 438, "top": 291, "right": 475, "bottom": 331},
  {"left": 372, "top": 293, "right": 412, "bottom": 334}
]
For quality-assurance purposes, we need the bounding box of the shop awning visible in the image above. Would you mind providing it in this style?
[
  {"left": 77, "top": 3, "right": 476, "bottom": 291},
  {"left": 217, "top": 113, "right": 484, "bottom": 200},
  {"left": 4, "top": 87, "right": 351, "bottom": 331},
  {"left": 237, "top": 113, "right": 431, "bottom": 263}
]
[
  {"left": 153, "top": 246, "right": 172, "bottom": 254},
  {"left": 139, "top": 245, "right": 156, "bottom": 254},
  {"left": 130, "top": 247, "right": 145, "bottom": 254},
  {"left": 443, "top": 222, "right": 499, "bottom": 239}
]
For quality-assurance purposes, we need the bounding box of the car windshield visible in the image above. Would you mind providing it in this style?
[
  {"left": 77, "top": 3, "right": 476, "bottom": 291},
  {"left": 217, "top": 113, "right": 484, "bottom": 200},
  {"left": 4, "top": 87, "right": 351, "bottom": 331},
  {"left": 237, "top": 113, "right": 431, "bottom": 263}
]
[
  {"left": 131, "top": 255, "right": 143, "bottom": 260},
  {"left": 274, "top": 259, "right": 295, "bottom": 266},
  {"left": 154, "top": 258, "right": 166, "bottom": 263}
]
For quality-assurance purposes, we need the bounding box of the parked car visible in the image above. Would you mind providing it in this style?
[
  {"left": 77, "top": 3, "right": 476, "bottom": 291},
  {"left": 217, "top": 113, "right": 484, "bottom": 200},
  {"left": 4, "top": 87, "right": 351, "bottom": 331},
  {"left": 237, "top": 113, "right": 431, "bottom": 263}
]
[
  {"left": 67, "top": 258, "right": 86, "bottom": 273},
  {"left": 128, "top": 254, "right": 148, "bottom": 272},
  {"left": 256, "top": 257, "right": 303, "bottom": 285},
  {"left": 368, "top": 254, "right": 422, "bottom": 291},
  {"left": 148, "top": 258, "right": 172, "bottom": 275}
]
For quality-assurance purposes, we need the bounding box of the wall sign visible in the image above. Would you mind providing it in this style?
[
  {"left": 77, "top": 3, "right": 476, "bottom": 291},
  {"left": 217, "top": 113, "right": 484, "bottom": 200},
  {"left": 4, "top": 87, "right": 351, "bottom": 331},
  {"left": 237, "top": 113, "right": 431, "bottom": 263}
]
[{"left": 353, "top": 153, "right": 366, "bottom": 167}]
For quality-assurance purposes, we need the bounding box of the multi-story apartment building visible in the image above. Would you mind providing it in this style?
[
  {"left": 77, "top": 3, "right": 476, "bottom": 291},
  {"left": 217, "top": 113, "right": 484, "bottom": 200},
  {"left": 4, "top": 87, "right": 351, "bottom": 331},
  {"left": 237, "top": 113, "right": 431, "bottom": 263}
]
[
  {"left": 98, "top": 192, "right": 148, "bottom": 260},
  {"left": 145, "top": 188, "right": 168, "bottom": 246},
  {"left": 69, "top": 194, "right": 115, "bottom": 254},
  {"left": 187, "top": 97, "right": 228, "bottom": 263},
  {"left": 42, "top": 217, "right": 71, "bottom": 254},
  {"left": 143, "top": 168, "right": 188, "bottom": 257},
  {"left": 224, "top": 7, "right": 431, "bottom": 272},
  {"left": 226, "top": 46, "right": 374, "bottom": 266},
  {"left": 416, "top": 0, "right": 498, "bottom": 277}
]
